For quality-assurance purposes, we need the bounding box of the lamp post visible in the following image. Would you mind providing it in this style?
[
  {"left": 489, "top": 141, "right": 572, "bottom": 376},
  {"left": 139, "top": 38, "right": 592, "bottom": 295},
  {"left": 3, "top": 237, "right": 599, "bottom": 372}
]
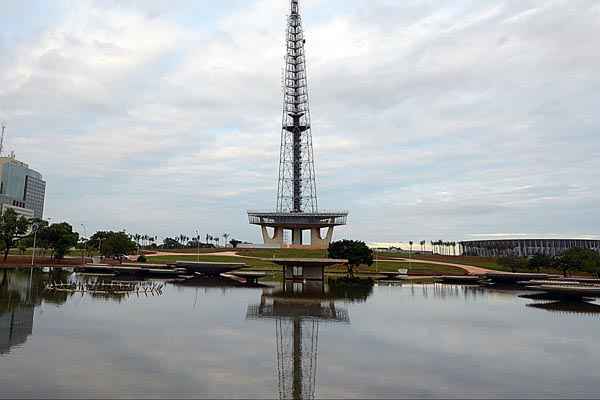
[
  {"left": 29, "top": 223, "right": 40, "bottom": 288},
  {"left": 98, "top": 237, "right": 104, "bottom": 253},
  {"left": 195, "top": 229, "right": 200, "bottom": 263},
  {"left": 409, "top": 241, "right": 413, "bottom": 272},
  {"left": 80, "top": 223, "right": 87, "bottom": 264},
  {"left": 31, "top": 223, "right": 39, "bottom": 267}
]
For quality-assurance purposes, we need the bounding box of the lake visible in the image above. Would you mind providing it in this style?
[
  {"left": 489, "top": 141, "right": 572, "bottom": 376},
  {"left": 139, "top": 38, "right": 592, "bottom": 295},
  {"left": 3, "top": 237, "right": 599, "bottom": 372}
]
[{"left": 1, "top": 269, "right": 599, "bottom": 399}]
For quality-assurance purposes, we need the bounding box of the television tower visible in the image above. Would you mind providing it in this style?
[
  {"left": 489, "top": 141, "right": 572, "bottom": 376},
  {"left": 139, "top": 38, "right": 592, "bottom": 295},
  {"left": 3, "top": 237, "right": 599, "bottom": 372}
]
[
  {"left": 248, "top": 0, "right": 348, "bottom": 249},
  {"left": 277, "top": 0, "right": 317, "bottom": 214}
]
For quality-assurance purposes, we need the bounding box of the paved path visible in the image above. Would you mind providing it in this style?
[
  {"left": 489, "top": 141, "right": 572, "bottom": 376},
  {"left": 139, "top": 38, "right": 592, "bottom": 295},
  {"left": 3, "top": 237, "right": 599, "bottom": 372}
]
[{"left": 381, "top": 258, "right": 496, "bottom": 275}]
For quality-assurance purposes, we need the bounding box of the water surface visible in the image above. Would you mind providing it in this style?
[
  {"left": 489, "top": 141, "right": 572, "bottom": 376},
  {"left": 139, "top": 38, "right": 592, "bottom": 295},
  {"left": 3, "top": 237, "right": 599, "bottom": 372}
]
[{"left": 1, "top": 270, "right": 599, "bottom": 399}]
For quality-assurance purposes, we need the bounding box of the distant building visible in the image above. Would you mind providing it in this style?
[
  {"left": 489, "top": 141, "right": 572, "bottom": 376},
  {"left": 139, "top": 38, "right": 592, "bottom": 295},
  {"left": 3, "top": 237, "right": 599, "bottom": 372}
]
[
  {"left": 0, "top": 155, "right": 46, "bottom": 219},
  {"left": 460, "top": 239, "right": 600, "bottom": 257}
]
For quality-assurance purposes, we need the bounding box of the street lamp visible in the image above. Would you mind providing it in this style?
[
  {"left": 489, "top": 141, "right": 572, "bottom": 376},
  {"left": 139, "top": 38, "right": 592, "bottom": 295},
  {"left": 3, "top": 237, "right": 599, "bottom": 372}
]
[
  {"left": 195, "top": 229, "right": 200, "bottom": 263},
  {"left": 80, "top": 223, "right": 87, "bottom": 263},
  {"left": 31, "top": 223, "right": 39, "bottom": 267},
  {"left": 29, "top": 222, "right": 40, "bottom": 288}
]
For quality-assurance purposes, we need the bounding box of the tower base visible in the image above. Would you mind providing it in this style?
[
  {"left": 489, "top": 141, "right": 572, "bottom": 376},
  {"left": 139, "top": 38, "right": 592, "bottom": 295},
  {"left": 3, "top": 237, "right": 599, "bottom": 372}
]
[{"left": 248, "top": 211, "right": 348, "bottom": 250}]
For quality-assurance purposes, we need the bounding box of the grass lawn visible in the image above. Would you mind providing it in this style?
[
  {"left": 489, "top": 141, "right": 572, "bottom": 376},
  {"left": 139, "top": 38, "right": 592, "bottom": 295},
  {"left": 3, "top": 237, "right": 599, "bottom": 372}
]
[
  {"left": 236, "top": 248, "right": 328, "bottom": 259},
  {"left": 380, "top": 253, "right": 500, "bottom": 269},
  {"left": 146, "top": 254, "right": 467, "bottom": 276},
  {"left": 327, "top": 261, "right": 467, "bottom": 276},
  {"left": 145, "top": 248, "right": 231, "bottom": 254},
  {"left": 146, "top": 254, "right": 280, "bottom": 271}
]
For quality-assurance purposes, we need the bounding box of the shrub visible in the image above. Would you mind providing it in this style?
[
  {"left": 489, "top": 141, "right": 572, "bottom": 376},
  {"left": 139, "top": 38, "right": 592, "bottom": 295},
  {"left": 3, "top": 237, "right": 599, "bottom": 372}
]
[
  {"left": 497, "top": 256, "right": 527, "bottom": 273},
  {"left": 137, "top": 255, "right": 147, "bottom": 263}
]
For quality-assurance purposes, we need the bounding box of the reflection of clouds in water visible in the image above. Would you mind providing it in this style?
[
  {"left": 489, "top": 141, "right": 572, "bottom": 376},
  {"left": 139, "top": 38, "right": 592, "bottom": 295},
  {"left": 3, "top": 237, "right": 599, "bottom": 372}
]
[{"left": 1, "top": 273, "right": 600, "bottom": 398}]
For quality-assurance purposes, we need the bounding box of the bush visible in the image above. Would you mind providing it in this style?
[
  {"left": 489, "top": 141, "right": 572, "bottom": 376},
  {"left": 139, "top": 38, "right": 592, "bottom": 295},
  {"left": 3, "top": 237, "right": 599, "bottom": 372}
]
[
  {"left": 497, "top": 256, "right": 527, "bottom": 273},
  {"left": 528, "top": 254, "right": 554, "bottom": 272},
  {"left": 137, "top": 255, "right": 147, "bottom": 263},
  {"left": 557, "top": 248, "right": 600, "bottom": 277},
  {"left": 328, "top": 240, "right": 374, "bottom": 277}
]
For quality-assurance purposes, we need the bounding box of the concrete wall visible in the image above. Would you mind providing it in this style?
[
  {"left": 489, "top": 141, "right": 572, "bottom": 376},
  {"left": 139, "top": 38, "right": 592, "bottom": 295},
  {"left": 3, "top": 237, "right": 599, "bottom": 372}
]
[
  {"left": 283, "top": 265, "right": 324, "bottom": 280},
  {"left": 460, "top": 239, "right": 600, "bottom": 257}
]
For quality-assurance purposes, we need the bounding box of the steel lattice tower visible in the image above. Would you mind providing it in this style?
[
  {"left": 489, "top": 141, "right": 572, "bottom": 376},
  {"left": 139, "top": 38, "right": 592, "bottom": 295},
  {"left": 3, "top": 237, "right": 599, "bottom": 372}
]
[
  {"left": 247, "top": 0, "right": 348, "bottom": 248},
  {"left": 277, "top": 0, "right": 318, "bottom": 213}
]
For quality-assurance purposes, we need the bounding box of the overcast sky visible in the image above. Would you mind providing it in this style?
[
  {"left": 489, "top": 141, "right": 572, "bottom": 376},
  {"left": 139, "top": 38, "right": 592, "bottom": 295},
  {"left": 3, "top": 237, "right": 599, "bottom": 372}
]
[{"left": 0, "top": 0, "right": 599, "bottom": 244}]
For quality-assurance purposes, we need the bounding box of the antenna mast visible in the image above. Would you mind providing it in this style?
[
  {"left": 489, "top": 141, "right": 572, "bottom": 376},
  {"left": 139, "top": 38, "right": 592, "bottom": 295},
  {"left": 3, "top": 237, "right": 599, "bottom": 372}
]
[{"left": 0, "top": 123, "right": 5, "bottom": 157}]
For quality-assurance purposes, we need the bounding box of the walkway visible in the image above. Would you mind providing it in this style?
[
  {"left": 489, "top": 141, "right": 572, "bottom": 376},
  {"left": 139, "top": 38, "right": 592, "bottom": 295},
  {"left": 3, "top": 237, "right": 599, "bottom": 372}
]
[{"left": 382, "top": 258, "right": 497, "bottom": 275}]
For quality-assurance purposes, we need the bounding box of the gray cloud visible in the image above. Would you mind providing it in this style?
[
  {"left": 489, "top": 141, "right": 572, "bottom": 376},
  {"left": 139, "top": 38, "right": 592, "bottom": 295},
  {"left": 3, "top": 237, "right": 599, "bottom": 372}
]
[{"left": 0, "top": 0, "right": 598, "bottom": 242}]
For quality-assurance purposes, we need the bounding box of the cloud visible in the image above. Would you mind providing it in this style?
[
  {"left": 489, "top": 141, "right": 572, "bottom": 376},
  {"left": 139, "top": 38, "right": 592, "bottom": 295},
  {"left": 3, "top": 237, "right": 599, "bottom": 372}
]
[{"left": 0, "top": 0, "right": 598, "bottom": 242}]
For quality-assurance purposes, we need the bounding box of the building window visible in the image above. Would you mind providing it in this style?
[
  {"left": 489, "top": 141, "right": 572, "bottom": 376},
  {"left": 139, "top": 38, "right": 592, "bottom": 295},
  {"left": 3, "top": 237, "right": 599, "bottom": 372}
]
[
  {"left": 293, "top": 282, "right": 304, "bottom": 293},
  {"left": 292, "top": 266, "right": 303, "bottom": 277}
]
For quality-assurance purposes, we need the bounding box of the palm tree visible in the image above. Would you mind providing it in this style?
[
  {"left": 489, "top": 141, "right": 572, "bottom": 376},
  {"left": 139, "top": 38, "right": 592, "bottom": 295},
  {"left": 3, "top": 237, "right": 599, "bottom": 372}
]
[
  {"left": 223, "top": 233, "right": 230, "bottom": 248},
  {"left": 409, "top": 241, "right": 413, "bottom": 254},
  {"left": 420, "top": 240, "right": 426, "bottom": 252},
  {"left": 431, "top": 241, "right": 435, "bottom": 254}
]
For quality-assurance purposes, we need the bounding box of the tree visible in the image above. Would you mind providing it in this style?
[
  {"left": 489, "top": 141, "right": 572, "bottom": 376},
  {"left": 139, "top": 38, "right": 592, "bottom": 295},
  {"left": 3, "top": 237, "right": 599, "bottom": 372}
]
[
  {"left": 89, "top": 231, "right": 136, "bottom": 257},
  {"left": 18, "top": 241, "right": 27, "bottom": 255},
  {"left": 223, "top": 233, "right": 230, "bottom": 248},
  {"left": 42, "top": 223, "right": 79, "bottom": 259},
  {"left": 328, "top": 240, "right": 374, "bottom": 278},
  {"left": 0, "top": 208, "right": 31, "bottom": 261},
  {"left": 557, "top": 248, "right": 600, "bottom": 277},
  {"left": 528, "top": 254, "right": 554, "bottom": 273},
  {"left": 497, "top": 256, "right": 526, "bottom": 273},
  {"left": 230, "top": 239, "right": 242, "bottom": 248},
  {"left": 162, "top": 237, "right": 180, "bottom": 250}
]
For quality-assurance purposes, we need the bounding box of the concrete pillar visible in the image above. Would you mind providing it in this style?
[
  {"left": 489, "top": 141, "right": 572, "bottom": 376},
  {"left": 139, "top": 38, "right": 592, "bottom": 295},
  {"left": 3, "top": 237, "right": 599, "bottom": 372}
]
[
  {"left": 292, "top": 228, "right": 303, "bottom": 245},
  {"left": 310, "top": 227, "right": 334, "bottom": 249},
  {"left": 261, "top": 226, "right": 284, "bottom": 247}
]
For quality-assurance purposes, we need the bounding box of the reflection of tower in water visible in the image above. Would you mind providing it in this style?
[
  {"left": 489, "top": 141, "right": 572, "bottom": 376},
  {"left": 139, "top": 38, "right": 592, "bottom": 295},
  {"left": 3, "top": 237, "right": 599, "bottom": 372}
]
[{"left": 247, "top": 282, "right": 349, "bottom": 400}]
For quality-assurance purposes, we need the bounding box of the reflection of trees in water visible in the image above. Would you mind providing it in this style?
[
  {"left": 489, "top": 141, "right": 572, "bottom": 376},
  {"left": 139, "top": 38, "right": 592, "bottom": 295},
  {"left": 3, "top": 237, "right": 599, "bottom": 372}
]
[
  {"left": 408, "top": 283, "right": 487, "bottom": 300},
  {"left": 1, "top": 269, "right": 72, "bottom": 310},
  {"left": 326, "top": 278, "right": 374, "bottom": 303},
  {"left": 527, "top": 301, "right": 600, "bottom": 316}
]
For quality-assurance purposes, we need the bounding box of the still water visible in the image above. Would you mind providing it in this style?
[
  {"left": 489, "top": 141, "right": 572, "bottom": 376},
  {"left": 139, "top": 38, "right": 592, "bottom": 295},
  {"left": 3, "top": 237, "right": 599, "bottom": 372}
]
[{"left": 1, "top": 269, "right": 599, "bottom": 399}]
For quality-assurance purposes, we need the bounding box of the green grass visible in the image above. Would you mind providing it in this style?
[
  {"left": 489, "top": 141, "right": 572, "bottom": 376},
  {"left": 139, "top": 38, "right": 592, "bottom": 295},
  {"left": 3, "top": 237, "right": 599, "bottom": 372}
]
[
  {"left": 147, "top": 254, "right": 280, "bottom": 271},
  {"left": 380, "top": 253, "right": 500, "bottom": 269},
  {"left": 146, "top": 254, "right": 467, "bottom": 276},
  {"left": 145, "top": 248, "right": 231, "bottom": 254},
  {"left": 236, "top": 248, "right": 327, "bottom": 259},
  {"left": 327, "top": 261, "right": 467, "bottom": 276}
]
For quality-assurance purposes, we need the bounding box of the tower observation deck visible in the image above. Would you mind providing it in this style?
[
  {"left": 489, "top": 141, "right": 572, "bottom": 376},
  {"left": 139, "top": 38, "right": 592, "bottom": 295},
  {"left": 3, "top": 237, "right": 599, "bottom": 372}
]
[{"left": 247, "top": 0, "right": 348, "bottom": 249}]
